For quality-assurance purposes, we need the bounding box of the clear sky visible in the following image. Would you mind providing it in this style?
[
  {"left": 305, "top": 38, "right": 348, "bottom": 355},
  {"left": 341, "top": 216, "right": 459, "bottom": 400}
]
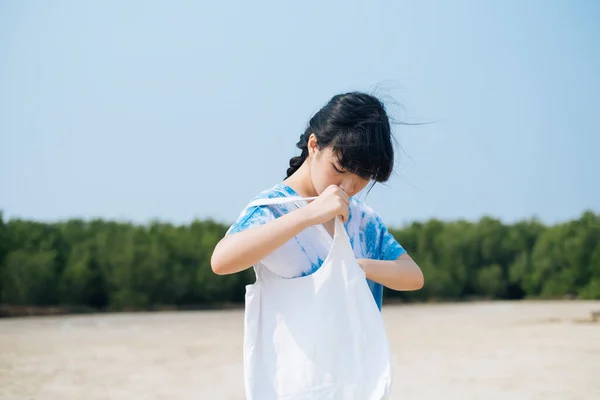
[{"left": 1, "top": 0, "right": 599, "bottom": 229}]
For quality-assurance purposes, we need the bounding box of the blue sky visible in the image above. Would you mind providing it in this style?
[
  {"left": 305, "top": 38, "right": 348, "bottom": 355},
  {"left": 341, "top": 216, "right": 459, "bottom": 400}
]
[{"left": 1, "top": 0, "right": 599, "bottom": 228}]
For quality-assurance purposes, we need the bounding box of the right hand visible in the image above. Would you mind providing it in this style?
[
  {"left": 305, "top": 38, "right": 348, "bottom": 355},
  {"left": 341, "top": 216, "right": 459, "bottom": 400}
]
[{"left": 302, "top": 185, "right": 350, "bottom": 225}]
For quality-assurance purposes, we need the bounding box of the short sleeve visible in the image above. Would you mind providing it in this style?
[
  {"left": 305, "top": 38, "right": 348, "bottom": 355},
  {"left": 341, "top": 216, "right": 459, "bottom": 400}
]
[
  {"left": 361, "top": 205, "right": 406, "bottom": 261},
  {"left": 226, "top": 205, "right": 275, "bottom": 236}
]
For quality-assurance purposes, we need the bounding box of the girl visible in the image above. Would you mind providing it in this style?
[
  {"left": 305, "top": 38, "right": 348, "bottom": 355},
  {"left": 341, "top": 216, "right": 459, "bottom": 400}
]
[{"left": 211, "top": 91, "right": 424, "bottom": 310}]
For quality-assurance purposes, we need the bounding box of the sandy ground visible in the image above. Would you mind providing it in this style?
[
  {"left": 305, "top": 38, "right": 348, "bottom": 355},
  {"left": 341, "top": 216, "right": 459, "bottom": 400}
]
[{"left": 1, "top": 300, "right": 599, "bottom": 400}]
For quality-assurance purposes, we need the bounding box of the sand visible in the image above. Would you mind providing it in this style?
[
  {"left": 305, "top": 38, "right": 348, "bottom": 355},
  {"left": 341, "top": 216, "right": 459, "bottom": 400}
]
[{"left": 1, "top": 300, "right": 599, "bottom": 399}]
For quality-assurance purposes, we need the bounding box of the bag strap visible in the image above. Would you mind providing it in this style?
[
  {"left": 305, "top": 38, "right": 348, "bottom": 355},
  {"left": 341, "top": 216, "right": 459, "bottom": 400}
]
[
  {"left": 248, "top": 194, "right": 349, "bottom": 243},
  {"left": 247, "top": 196, "right": 318, "bottom": 208}
]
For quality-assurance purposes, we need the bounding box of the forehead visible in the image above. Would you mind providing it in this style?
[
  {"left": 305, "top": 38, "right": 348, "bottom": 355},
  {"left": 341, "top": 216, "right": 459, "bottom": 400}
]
[{"left": 321, "top": 147, "right": 339, "bottom": 160}]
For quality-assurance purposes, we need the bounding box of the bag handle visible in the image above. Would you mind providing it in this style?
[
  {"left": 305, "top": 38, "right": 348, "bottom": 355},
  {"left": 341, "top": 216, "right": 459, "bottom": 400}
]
[
  {"left": 247, "top": 196, "right": 318, "bottom": 208},
  {"left": 247, "top": 195, "right": 349, "bottom": 242}
]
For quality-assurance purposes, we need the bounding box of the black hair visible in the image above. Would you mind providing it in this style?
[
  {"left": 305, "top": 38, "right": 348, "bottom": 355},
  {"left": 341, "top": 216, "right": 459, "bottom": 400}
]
[{"left": 286, "top": 91, "right": 395, "bottom": 184}]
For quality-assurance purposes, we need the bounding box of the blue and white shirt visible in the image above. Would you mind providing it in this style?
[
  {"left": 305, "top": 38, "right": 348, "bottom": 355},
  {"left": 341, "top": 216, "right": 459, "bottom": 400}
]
[{"left": 227, "top": 183, "right": 405, "bottom": 309}]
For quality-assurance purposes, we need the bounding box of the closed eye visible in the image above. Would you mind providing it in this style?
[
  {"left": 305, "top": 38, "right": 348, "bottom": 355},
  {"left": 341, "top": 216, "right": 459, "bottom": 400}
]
[{"left": 332, "top": 164, "right": 346, "bottom": 174}]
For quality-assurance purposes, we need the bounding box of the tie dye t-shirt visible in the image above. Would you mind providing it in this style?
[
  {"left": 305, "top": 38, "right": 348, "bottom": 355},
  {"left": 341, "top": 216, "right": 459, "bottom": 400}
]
[{"left": 226, "top": 183, "right": 406, "bottom": 310}]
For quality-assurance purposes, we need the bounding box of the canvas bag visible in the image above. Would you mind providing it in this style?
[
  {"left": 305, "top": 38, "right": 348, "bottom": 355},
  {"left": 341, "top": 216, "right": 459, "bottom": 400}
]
[{"left": 243, "top": 196, "right": 393, "bottom": 400}]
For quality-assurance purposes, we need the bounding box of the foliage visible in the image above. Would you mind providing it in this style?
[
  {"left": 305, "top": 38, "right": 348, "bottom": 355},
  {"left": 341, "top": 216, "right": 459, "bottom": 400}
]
[{"left": 1, "top": 210, "right": 599, "bottom": 312}]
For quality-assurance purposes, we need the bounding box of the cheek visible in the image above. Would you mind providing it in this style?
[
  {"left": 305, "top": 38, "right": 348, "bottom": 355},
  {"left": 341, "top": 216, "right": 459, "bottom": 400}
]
[
  {"left": 311, "top": 162, "right": 341, "bottom": 192},
  {"left": 356, "top": 178, "right": 370, "bottom": 192}
]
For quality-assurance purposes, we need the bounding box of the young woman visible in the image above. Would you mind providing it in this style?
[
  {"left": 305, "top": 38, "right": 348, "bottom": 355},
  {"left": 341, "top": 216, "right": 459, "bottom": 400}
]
[
  {"left": 211, "top": 91, "right": 424, "bottom": 399},
  {"left": 211, "top": 91, "right": 424, "bottom": 309}
]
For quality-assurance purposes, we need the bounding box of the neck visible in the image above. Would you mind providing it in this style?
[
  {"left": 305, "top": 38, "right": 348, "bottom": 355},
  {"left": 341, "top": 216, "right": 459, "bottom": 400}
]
[{"left": 283, "top": 162, "right": 317, "bottom": 198}]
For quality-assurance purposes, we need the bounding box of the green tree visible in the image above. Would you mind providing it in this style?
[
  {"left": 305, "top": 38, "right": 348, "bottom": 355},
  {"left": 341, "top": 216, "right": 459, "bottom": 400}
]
[{"left": 1, "top": 210, "right": 598, "bottom": 312}]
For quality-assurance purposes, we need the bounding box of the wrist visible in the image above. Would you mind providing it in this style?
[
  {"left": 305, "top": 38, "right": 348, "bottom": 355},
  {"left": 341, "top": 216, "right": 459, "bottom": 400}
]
[
  {"left": 356, "top": 258, "right": 368, "bottom": 272},
  {"left": 295, "top": 207, "right": 317, "bottom": 229}
]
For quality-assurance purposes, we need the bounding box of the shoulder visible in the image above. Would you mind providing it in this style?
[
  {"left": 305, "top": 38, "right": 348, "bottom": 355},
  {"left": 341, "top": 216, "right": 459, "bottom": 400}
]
[
  {"left": 349, "top": 197, "right": 381, "bottom": 226},
  {"left": 348, "top": 197, "right": 406, "bottom": 259},
  {"left": 244, "top": 183, "right": 291, "bottom": 204},
  {"left": 256, "top": 183, "right": 297, "bottom": 200},
  {"left": 242, "top": 183, "right": 299, "bottom": 212},
  {"left": 226, "top": 183, "right": 295, "bottom": 235}
]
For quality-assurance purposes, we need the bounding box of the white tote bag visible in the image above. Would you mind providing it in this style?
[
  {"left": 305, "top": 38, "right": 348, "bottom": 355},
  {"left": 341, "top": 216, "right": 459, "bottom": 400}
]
[{"left": 243, "top": 196, "right": 393, "bottom": 400}]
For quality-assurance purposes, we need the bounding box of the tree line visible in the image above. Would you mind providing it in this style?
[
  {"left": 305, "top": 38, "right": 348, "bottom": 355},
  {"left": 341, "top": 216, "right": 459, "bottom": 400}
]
[{"left": 1, "top": 210, "right": 599, "bottom": 316}]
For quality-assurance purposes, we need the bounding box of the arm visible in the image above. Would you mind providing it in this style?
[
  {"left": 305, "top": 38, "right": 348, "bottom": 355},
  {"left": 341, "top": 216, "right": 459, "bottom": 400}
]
[
  {"left": 211, "top": 185, "right": 351, "bottom": 275},
  {"left": 356, "top": 203, "right": 424, "bottom": 291},
  {"left": 211, "top": 208, "right": 313, "bottom": 275},
  {"left": 357, "top": 253, "right": 424, "bottom": 291}
]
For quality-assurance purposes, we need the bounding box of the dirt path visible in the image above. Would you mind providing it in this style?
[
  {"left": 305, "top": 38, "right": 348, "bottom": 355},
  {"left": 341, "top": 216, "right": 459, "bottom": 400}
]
[{"left": 1, "top": 300, "right": 599, "bottom": 399}]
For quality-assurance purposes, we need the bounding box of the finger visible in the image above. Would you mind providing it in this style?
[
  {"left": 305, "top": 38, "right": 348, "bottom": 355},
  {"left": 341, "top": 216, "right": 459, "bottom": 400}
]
[
  {"left": 341, "top": 208, "right": 349, "bottom": 223},
  {"left": 335, "top": 189, "right": 350, "bottom": 204},
  {"left": 336, "top": 196, "right": 349, "bottom": 207},
  {"left": 342, "top": 195, "right": 350, "bottom": 205},
  {"left": 336, "top": 199, "right": 348, "bottom": 213},
  {"left": 336, "top": 186, "right": 348, "bottom": 196},
  {"left": 340, "top": 189, "right": 350, "bottom": 202}
]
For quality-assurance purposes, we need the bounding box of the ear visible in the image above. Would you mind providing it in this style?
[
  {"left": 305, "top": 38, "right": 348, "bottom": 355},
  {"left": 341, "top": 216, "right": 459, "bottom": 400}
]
[{"left": 307, "top": 133, "right": 319, "bottom": 156}]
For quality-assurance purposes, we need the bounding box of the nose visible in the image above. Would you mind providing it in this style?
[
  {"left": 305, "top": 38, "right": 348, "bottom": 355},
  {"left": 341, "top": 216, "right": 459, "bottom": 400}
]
[{"left": 339, "top": 180, "right": 355, "bottom": 196}]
